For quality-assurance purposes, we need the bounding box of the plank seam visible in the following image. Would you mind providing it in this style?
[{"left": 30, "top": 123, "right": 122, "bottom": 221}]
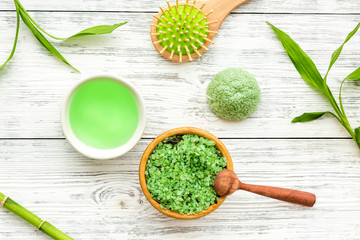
[
  {"left": 0, "top": 10, "right": 359, "bottom": 15},
  {"left": 0, "top": 137, "right": 353, "bottom": 140}
]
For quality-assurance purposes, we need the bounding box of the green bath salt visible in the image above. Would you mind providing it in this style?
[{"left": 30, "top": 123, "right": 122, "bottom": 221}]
[
  {"left": 146, "top": 134, "right": 227, "bottom": 215},
  {"left": 69, "top": 78, "right": 139, "bottom": 149}
]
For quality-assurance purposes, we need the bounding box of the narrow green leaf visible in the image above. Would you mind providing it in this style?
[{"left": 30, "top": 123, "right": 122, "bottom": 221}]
[
  {"left": 15, "top": 0, "right": 126, "bottom": 40},
  {"left": 292, "top": 112, "right": 329, "bottom": 123},
  {"left": 339, "top": 67, "right": 360, "bottom": 119},
  {"left": 16, "top": 5, "right": 79, "bottom": 72},
  {"left": 0, "top": 3, "right": 20, "bottom": 70},
  {"left": 325, "top": 22, "right": 360, "bottom": 80},
  {"left": 344, "top": 67, "right": 360, "bottom": 80},
  {"left": 267, "top": 22, "right": 342, "bottom": 118},
  {"left": 67, "top": 23, "right": 127, "bottom": 39},
  {"left": 267, "top": 22, "right": 326, "bottom": 94},
  {"left": 355, "top": 127, "right": 360, "bottom": 147}
]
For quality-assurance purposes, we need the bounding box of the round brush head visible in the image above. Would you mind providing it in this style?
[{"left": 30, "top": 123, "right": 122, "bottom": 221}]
[{"left": 151, "top": 0, "right": 217, "bottom": 62}]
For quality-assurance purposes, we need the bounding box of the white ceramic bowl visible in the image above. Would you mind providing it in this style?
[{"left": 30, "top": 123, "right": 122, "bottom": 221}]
[{"left": 61, "top": 74, "right": 146, "bottom": 159}]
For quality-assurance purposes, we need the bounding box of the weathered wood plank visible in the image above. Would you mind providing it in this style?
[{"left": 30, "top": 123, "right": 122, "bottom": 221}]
[
  {"left": 1, "top": 0, "right": 360, "bottom": 14},
  {"left": 0, "top": 139, "right": 359, "bottom": 239},
  {"left": 0, "top": 12, "right": 359, "bottom": 138}
]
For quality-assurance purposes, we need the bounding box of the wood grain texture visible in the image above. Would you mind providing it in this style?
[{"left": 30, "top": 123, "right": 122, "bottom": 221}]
[
  {"left": 0, "top": 12, "right": 359, "bottom": 138},
  {"left": 0, "top": 0, "right": 360, "bottom": 239},
  {"left": 1, "top": 0, "right": 360, "bottom": 13},
  {"left": 0, "top": 139, "right": 359, "bottom": 239}
]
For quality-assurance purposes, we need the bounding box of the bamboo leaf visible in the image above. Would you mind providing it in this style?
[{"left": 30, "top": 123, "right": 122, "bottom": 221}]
[
  {"left": 0, "top": 3, "right": 20, "bottom": 70},
  {"left": 344, "top": 67, "right": 360, "bottom": 80},
  {"left": 268, "top": 22, "right": 360, "bottom": 150},
  {"left": 339, "top": 67, "right": 360, "bottom": 116},
  {"left": 16, "top": 4, "right": 79, "bottom": 72},
  {"left": 267, "top": 22, "right": 326, "bottom": 94},
  {"left": 2, "top": 0, "right": 126, "bottom": 73},
  {"left": 292, "top": 112, "right": 331, "bottom": 123},
  {"left": 355, "top": 127, "right": 360, "bottom": 147},
  {"left": 67, "top": 23, "right": 127, "bottom": 39},
  {"left": 14, "top": 0, "right": 126, "bottom": 40},
  {"left": 325, "top": 22, "right": 360, "bottom": 80}
]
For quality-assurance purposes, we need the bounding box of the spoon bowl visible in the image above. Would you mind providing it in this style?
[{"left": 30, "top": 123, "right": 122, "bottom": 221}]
[{"left": 139, "top": 127, "right": 233, "bottom": 219}]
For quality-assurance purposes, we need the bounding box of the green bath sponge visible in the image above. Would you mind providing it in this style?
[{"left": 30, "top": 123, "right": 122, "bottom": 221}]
[{"left": 206, "top": 68, "right": 261, "bottom": 121}]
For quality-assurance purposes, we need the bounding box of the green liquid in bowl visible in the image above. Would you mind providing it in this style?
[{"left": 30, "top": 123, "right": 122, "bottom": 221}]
[{"left": 69, "top": 78, "right": 139, "bottom": 149}]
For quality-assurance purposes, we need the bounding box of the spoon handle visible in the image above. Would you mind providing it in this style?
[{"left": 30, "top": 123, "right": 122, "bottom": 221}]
[{"left": 239, "top": 183, "right": 316, "bottom": 207}]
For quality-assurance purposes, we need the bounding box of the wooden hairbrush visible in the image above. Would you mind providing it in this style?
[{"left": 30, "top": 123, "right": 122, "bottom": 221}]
[{"left": 151, "top": 0, "right": 250, "bottom": 62}]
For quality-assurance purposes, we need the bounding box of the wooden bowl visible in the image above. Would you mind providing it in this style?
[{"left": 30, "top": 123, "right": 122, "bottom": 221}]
[{"left": 139, "top": 127, "right": 234, "bottom": 219}]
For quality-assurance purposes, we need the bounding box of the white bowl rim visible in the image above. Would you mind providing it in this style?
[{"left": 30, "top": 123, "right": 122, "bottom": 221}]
[{"left": 61, "top": 74, "right": 146, "bottom": 159}]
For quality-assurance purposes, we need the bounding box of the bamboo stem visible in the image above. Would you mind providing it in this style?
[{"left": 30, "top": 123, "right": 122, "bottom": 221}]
[{"left": 0, "top": 192, "right": 73, "bottom": 240}]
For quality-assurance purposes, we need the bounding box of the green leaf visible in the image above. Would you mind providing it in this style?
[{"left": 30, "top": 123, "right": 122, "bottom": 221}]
[
  {"left": 292, "top": 112, "right": 330, "bottom": 123},
  {"left": 355, "top": 127, "right": 360, "bottom": 147},
  {"left": 267, "top": 22, "right": 326, "bottom": 94},
  {"left": 339, "top": 67, "right": 360, "bottom": 117},
  {"left": 267, "top": 22, "right": 342, "bottom": 120},
  {"left": 16, "top": 4, "right": 79, "bottom": 72},
  {"left": 344, "top": 67, "right": 360, "bottom": 80},
  {"left": 66, "top": 23, "right": 127, "bottom": 39},
  {"left": 0, "top": 3, "right": 20, "bottom": 70},
  {"left": 325, "top": 22, "right": 360, "bottom": 80},
  {"left": 14, "top": 0, "right": 126, "bottom": 40}
]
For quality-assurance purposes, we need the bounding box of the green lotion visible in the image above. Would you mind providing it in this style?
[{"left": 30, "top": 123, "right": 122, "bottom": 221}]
[{"left": 69, "top": 78, "right": 139, "bottom": 149}]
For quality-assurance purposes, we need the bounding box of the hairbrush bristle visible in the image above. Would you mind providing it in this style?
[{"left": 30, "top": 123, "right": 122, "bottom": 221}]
[{"left": 153, "top": 0, "right": 216, "bottom": 62}]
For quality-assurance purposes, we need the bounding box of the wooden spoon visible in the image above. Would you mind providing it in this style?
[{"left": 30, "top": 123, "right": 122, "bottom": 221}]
[{"left": 214, "top": 169, "right": 316, "bottom": 207}]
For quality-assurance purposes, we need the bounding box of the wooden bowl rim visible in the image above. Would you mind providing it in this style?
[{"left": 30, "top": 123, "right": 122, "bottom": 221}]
[{"left": 139, "top": 127, "right": 234, "bottom": 220}]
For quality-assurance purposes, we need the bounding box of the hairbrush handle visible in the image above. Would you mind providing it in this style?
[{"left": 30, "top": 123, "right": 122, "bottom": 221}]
[
  {"left": 238, "top": 183, "right": 316, "bottom": 207},
  {"left": 203, "top": 0, "right": 251, "bottom": 29}
]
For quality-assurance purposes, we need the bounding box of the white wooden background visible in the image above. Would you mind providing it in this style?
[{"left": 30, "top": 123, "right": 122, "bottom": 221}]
[{"left": 0, "top": 0, "right": 360, "bottom": 239}]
